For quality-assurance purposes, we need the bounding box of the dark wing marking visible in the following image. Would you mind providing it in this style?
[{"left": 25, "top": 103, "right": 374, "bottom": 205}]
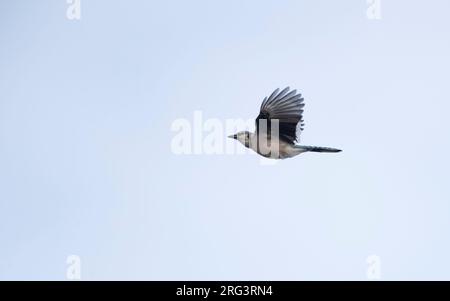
[{"left": 256, "top": 87, "right": 305, "bottom": 144}]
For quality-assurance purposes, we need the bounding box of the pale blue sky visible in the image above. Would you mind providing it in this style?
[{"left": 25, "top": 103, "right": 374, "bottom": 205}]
[{"left": 1, "top": 0, "right": 450, "bottom": 280}]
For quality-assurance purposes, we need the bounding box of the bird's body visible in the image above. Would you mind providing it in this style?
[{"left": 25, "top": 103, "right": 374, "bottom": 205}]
[
  {"left": 229, "top": 87, "right": 341, "bottom": 159},
  {"left": 245, "top": 132, "right": 306, "bottom": 159}
]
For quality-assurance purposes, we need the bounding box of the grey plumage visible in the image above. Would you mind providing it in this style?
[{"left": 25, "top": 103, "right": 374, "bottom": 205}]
[{"left": 229, "top": 87, "right": 342, "bottom": 159}]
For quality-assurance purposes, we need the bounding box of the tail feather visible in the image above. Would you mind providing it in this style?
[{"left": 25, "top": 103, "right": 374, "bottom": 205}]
[{"left": 297, "top": 145, "right": 342, "bottom": 153}]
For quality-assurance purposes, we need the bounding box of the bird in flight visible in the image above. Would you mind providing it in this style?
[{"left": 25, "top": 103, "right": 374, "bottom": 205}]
[{"left": 228, "top": 87, "right": 342, "bottom": 159}]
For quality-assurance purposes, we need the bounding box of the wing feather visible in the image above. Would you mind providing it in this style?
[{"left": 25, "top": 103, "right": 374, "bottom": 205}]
[{"left": 256, "top": 87, "right": 305, "bottom": 144}]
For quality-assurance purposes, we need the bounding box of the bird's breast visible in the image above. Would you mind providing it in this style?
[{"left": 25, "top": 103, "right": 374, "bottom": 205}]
[{"left": 250, "top": 136, "right": 296, "bottom": 159}]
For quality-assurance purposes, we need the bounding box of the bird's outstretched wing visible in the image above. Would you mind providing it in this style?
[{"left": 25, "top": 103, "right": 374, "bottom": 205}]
[{"left": 256, "top": 87, "right": 305, "bottom": 144}]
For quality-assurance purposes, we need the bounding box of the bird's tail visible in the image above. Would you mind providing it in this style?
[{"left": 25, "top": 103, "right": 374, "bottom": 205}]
[{"left": 297, "top": 145, "right": 342, "bottom": 153}]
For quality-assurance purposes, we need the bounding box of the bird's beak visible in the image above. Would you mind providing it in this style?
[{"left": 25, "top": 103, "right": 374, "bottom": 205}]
[{"left": 228, "top": 134, "right": 237, "bottom": 139}]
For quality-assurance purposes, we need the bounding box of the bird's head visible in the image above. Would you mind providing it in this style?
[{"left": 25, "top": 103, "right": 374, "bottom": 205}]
[{"left": 228, "top": 131, "right": 251, "bottom": 148}]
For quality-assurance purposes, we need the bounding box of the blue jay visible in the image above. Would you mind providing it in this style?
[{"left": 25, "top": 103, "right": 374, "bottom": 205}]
[{"left": 228, "top": 87, "right": 342, "bottom": 159}]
